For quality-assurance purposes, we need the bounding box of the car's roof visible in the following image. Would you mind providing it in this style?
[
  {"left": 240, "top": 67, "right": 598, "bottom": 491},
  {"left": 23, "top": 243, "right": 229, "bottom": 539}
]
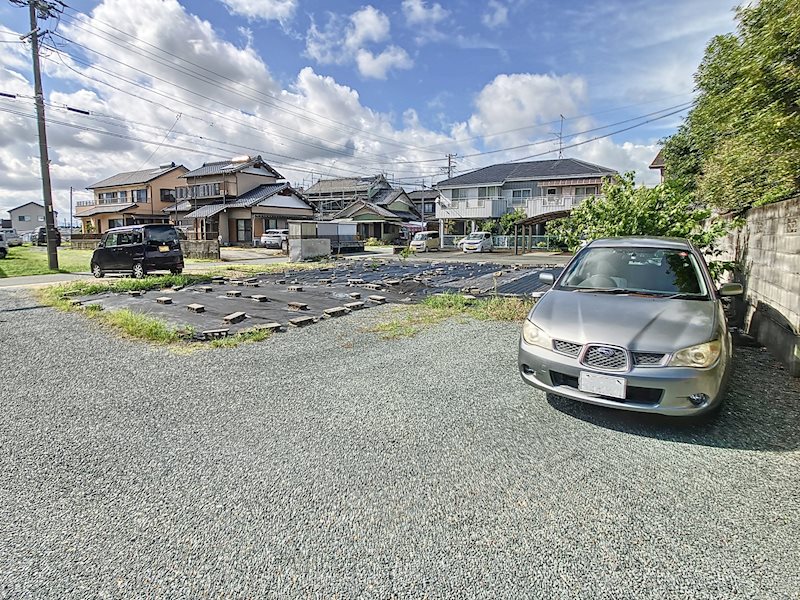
[
  {"left": 586, "top": 236, "right": 693, "bottom": 250},
  {"left": 106, "top": 224, "right": 175, "bottom": 232}
]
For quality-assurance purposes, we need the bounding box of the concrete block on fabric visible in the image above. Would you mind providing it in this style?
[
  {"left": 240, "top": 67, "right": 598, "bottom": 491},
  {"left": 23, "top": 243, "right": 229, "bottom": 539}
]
[{"left": 223, "top": 312, "right": 247, "bottom": 325}]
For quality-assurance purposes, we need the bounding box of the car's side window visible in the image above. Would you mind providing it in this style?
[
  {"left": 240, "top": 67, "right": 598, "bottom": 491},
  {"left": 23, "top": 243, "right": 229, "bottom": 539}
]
[
  {"left": 105, "top": 233, "right": 117, "bottom": 247},
  {"left": 131, "top": 231, "right": 142, "bottom": 244},
  {"left": 117, "top": 232, "right": 132, "bottom": 245}
]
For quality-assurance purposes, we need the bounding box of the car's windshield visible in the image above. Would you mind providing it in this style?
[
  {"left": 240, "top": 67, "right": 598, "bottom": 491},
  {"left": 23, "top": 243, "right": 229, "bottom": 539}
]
[
  {"left": 466, "top": 232, "right": 485, "bottom": 240},
  {"left": 413, "top": 232, "right": 430, "bottom": 241},
  {"left": 144, "top": 225, "right": 179, "bottom": 244},
  {"left": 557, "top": 246, "right": 709, "bottom": 297}
]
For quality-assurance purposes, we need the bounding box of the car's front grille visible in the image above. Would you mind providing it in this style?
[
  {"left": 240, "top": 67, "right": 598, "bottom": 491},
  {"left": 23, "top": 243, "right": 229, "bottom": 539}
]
[
  {"left": 549, "top": 371, "right": 663, "bottom": 405},
  {"left": 633, "top": 352, "right": 667, "bottom": 367},
  {"left": 553, "top": 339, "right": 582, "bottom": 356},
  {"left": 581, "top": 345, "right": 628, "bottom": 371}
]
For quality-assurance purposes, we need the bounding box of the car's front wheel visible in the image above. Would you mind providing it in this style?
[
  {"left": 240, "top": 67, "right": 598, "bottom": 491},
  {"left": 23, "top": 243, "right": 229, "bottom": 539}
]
[
  {"left": 132, "top": 262, "right": 146, "bottom": 279},
  {"left": 92, "top": 263, "right": 104, "bottom": 278},
  {"left": 0, "top": 248, "right": 6, "bottom": 259},
  {"left": 170, "top": 267, "right": 183, "bottom": 275}
]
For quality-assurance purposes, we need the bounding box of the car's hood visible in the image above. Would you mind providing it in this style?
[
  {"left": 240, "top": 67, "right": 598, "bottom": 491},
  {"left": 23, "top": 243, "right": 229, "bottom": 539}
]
[{"left": 531, "top": 290, "right": 719, "bottom": 352}]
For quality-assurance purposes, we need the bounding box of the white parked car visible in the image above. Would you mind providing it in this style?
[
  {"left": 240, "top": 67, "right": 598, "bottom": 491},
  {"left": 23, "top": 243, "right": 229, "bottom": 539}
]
[
  {"left": 260, "top": 229, "right": 289, "bottom": 252},
  {"left": 461, "top": 231, "right": 493, "bottom": 253},
  {"left": 0, "top": 228, "right": 22, "bottom": 247}
]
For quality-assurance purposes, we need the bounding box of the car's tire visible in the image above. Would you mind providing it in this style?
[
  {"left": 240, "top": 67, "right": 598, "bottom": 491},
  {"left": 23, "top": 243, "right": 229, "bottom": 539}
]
[
  {"left": 0, "top": 248, "right": 6, "bottom": 259},
  {"left": 132, "top": 262, "right": 146, "bottom": 279},
  {"left": 170, "top": 267, "right": 183, "bottom": 275},
  {"left": 92, "top": 263, "right": 104, "bottom": 278}
]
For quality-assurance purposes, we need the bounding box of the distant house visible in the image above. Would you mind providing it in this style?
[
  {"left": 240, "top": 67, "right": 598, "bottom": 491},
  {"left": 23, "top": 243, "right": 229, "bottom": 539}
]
[
  {"left": 170, "top": 155, "right": 313, "bottom": 245},
  {"left": 1, "top": 218, "right": 11, "bottom": 229},
  {"left": 304, "top": 175, "right": 392, "bottom": 219},
  {"left": 649, "top": 149, "right": 665, "bottom": 182},
  {"left": 333, "top": 188, "right": 421, "bottom": 242},
  {"left": 435, "top": 158, "right": 618, "bottom": 234},
  {"left": 407, "top": 189, "right": 442, "bottom": 227},
  {"left": 77, "top": 162, "right": 188, "bottom": 234},
  {"left": 9, "top": 202, "right": 58, "bottom": 235}
]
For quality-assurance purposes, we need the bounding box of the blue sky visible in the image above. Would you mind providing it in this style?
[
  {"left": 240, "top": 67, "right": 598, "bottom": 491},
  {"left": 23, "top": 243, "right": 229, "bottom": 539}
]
[{"left": 0, "top": 0, "right": 736, "bottom": 219}]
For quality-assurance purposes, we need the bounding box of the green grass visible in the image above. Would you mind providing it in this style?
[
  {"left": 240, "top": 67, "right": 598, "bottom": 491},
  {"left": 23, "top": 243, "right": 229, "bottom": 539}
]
[
  {"left": 202, "top": 261, "right": 334, "bottom": 278},
  {"left": 96, "top": 308, "right": 190, "bottom": 344},
  {"left": 0, "top": 245, "right": 214, "bottom": 278},
  {"left": 0, "top": 246, "right": 94, "bottom": 278},
  {"left": 365, "top": 293, "right": 534, "bottom": 340},
  {"left": 209, "top": 327, "right": 274, "bottom": 348}
]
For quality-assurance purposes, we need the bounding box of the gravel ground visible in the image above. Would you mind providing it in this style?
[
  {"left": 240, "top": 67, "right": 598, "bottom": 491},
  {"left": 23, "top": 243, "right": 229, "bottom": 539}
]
[{"left": 1, "top": 289, "right": 799, "bottom": 599}]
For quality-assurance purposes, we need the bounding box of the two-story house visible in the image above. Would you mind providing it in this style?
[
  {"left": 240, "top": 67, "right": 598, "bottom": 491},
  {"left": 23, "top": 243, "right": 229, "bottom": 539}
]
[
  {"left": 435, "top": 158, "right": 618, "bottom": 234},
  {"left": 303, "top": 175, "right": 392, "bottom": 219},
  {"left": 407, "top": 189, "right": 443, "bottom": 227},
  {"left": 77, "top": 163, "right": 188, "bottom": 234},
  {"left": 170, "top": 155, "right": 313, "bottom": 245},
  {"left": 8, "top": 202, "right": 58, "bottom": 235}
]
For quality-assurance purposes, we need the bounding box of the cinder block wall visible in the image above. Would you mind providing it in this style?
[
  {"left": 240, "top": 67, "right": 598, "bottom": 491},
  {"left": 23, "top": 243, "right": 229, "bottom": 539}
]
[{"left": 716, "top": 197, "right": 799, "bottom": 376}]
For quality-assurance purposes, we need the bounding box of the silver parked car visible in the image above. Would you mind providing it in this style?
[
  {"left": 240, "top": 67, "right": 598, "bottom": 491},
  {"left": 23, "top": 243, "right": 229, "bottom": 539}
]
[{"left": 518, "top": 237, "right": 742, "bottom": 417}]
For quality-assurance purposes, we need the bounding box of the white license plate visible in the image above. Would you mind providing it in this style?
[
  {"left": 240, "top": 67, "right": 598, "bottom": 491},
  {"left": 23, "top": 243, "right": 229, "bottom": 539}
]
[
  {"left": 159, "top": 245, "right": 169, "bottom": 252},
  {"left": 579, "top": 372, "right": 627, "bottom": 399}
]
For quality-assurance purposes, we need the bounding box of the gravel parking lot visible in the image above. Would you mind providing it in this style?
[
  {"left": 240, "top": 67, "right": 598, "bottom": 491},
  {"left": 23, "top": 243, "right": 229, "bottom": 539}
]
[{"left": 1, "top": 288, "right": 799, "bottom": 599}]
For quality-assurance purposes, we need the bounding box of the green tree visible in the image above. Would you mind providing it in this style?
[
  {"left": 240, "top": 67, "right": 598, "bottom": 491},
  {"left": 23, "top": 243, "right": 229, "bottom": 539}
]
[
  {"left": 547, "top": 173, "right": 727, "bottom": 252},
  {"left": 663, "top": 0, "right": 800, "bottom": 211},
  {"left": 499, "top": 208, "right": 527, "bottom": 234}
]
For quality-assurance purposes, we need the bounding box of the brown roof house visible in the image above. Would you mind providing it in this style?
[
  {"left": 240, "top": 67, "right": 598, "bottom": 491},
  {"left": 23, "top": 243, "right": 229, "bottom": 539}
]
[
  {"left": 649, "top": 149, "right": 666, "bottom": 182},
  {"left": 170, "top": 155, "right": 313, "bottom": 245},
  {"left": 77, "top": 162, "right": 188, "bottom": 234}
]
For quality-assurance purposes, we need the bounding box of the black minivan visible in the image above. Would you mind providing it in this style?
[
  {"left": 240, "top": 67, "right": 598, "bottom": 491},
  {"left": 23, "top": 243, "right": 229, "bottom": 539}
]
[{"left": 91, "top": 224, "right": 184, "bottom": 278}]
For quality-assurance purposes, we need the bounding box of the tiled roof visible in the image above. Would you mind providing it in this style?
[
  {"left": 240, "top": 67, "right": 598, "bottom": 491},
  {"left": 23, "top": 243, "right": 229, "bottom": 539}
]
[
  {"left": 304, "top": 175, "right": 387, "bottom": 196},
  {"left": 407, "top": 189, "right": 441, "bottom": 201},
  {"left": 649, "top": 149, "right": 665, "bottom": 169},
  {"left": 334, "top": 200, "right": 417, "bottom": 221},
  {"left": 182, "top": 184, "right": 311, "bottom": 219},
  {"left": 182, "top": 156, "right": 283, "bottom": 179},
  {"left": 87, "top": 164, "right": 185, "bottom": 189},
  {"left": 436, "top": 158, "right": 617, "bottom": 187},
  {"left": 75, "top": 203, "right": 140, "bottom": 217},
  {"left": 183, "top": 204, "right": 227, "bottom": 220},
  {"left": 371, "top": 188, "right": 406, "bottom": 206}
]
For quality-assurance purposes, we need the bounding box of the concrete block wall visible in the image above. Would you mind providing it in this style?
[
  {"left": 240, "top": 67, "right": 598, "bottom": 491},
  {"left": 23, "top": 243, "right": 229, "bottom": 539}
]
[
  {"left": 180, "top": 240, "right": 220, "bottom": 260},
  {"left": 716, "top": 197, "right": 800, "bottom": 376},
  {"left": 289, "top": 239, "right": 330, "bottom": 262}
]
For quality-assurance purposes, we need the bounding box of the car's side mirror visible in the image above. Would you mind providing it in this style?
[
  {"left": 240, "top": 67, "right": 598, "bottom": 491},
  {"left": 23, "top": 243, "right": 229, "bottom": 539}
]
[
  {"left": 539, "top": 272, "right": 554, "bottom": 284},
  {"left": 718, "top": 282, "right": 743, "bottom": 296}
]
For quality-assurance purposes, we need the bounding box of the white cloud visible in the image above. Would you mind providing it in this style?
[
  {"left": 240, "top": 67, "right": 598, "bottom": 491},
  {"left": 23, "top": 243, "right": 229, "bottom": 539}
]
[
  {"left": 218, "top": 0, "right": 297, "bottom": 24},
  {"left": 305, "top": 6, "right": 413, "bottom": 78},
  {"left": 355, "top": 46, "right": 413, "bottom": 80},
  {"left": 482, "top": 0, "right": 508, "bottom": 28},
  {"left": 402, "top": 0, "right": 449, "bottom": 26},
  {"left": 468, "top": 73, "right": 587, "bottom": 148}
]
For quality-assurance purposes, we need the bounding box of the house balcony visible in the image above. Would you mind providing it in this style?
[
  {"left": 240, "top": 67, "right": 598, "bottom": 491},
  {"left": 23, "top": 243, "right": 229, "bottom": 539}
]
[
  {"left": 175, "top": 181, "right": 233, "bottom": 201},
  {"left": 435, "top": 197, "right": 509, "bottom": 220},
  {"left": 525, "top": 194, "right": 598, "bottom": 217}
]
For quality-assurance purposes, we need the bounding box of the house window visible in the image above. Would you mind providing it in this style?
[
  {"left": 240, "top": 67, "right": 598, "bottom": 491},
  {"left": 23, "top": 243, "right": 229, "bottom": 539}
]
[
  {"left": 133, "top": 189, "right": 148, "bottom": 203},
  {"left": 423, "top": 202, "right": 435, "bottom": 215},
  {"left": 108, "top": 218, "right": 124, "bottom": 229},
  {"left": 546, "top": 188, "right": 558, "bottom": 196},
  {"left": 478, "top": 186, "right": 498, "bottom": 199},
  {"left": 38, "top": 215, "right": 45, "bottom": 221},
  {"left": 18, "top": 215, "right": 30, "bottom": 222},
  {"left": 266, "top": 218, "right": 278, "bottom": 230},
  {"left": 236, "top": 219, "right": 252, "bottom": 242},
  {"left": 160, "top": 189, "right": 176, "bottom": 202},
  {"left": 511, "top": 189, "right": 531, "bottom": 205},
  {"left": 575, "top": 186, "right": 597, "bottom": 196}
]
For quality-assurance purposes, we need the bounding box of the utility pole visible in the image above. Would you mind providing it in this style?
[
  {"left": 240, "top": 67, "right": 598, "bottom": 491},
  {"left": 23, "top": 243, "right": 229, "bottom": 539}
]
[
  {"left": 69, "top": 185, "right": 72, "bottom": 235},
  {"left": 14, "top": 0, "right": 62, "bottom": 269},
  {"left": 446, "top": 153, "right": 456, "bottom": 179},
  {"left": 558, "top": 114, "right": 565, "bottom": 159}
]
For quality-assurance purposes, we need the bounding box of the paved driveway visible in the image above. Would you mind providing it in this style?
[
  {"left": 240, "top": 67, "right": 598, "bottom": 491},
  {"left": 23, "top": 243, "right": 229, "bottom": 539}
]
[{"left": 1, "top": 290, "right": 798, "bottom": 598}]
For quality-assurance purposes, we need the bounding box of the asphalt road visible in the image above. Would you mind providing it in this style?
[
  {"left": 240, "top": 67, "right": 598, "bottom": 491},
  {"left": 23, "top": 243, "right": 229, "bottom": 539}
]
[{"left": 1, "top": 289, "right": 798, "bottom": 598}]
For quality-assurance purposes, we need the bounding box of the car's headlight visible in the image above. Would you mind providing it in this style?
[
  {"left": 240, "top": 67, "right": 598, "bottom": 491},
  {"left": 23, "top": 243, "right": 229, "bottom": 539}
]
[
  {"left": 522, "top": 319, "right": 552, "bottom": 349},
  {"left": 669, "top": 339, "right": 722, "bottom": 368}
]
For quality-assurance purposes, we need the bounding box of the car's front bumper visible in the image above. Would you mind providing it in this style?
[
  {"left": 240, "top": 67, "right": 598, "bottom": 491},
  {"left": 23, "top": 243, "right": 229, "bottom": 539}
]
[{"left": 518, "top": 339, "right": 728, "bottom": 416}]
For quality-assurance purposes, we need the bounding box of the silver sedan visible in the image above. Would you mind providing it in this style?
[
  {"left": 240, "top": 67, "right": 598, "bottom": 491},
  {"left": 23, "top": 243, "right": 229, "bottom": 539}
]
[{"left": 518, "top": 237, "right": 742, "bottom": 417}]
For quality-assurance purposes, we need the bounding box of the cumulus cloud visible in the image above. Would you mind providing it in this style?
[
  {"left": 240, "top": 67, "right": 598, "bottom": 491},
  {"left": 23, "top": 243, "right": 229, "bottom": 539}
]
[
  {"left": 482, "top": 0, "right": 508, "bottom": 28},
  {"left": 218, "top": 0, "right": 297, "bottom": 24},
  {"left": 402, "top": 0, "right": 449, "bottom": 26},
  {"left": 305, "top": 6, "right": 413, "bottom": 78}
]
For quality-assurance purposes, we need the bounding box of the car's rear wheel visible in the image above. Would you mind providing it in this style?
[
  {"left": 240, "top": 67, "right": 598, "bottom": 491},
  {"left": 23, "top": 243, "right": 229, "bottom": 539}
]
[
  {"left": 132, "top": 262, "right": 146, "bottom": 279},
  {"left": 0, "top": 248, "right": 6, "bottom": 259},
  {"left": 92, "top": 263, "right": 104, "bottom": 278},
  {"left": 170, "top": 267, "right": 182, "bottom": 275}
]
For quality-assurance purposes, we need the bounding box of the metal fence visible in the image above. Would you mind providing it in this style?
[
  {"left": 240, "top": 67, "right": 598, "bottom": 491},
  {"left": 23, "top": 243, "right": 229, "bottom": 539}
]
[{"left": 441, "top": 234, "right": 554, "bottom": 249}]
